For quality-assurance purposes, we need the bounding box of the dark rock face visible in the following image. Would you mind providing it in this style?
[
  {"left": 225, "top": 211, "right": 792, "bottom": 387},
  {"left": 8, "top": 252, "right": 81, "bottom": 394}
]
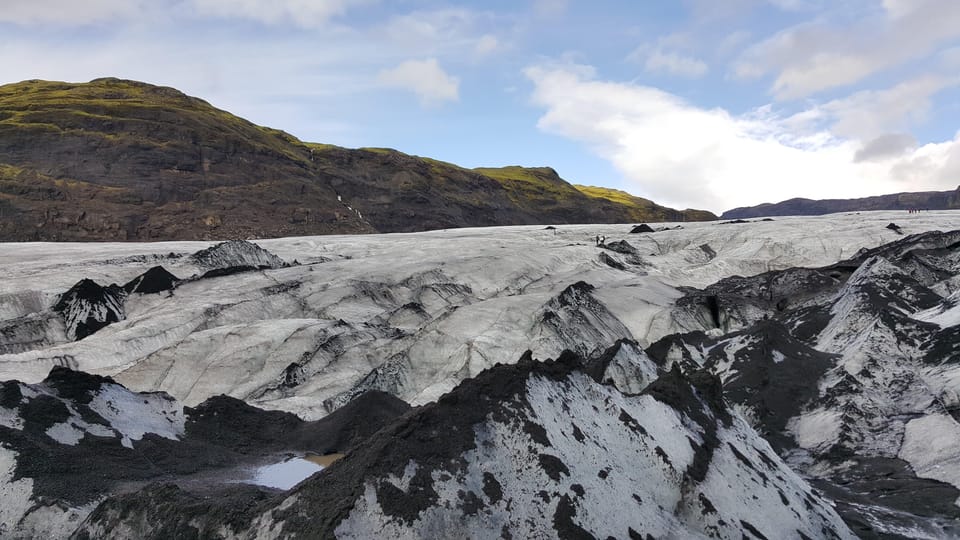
[
  {"left": 629, "top": 224, "right": 655, "bottom": 233},
  {"left": 52, "top": 279, "right": 126, "bottom": 340},
  {"left": 0, "top": 78, "right": 714, "bottom": 242},
  {"left": 46, "top": 241, "right": 285, "bottom": 341},
  {"left": 0, "top": 79, "right": 373, "bottom": 241},
  {"left": 721, "top": 187, "right": 960, "bottom": 219},
  {"left": 189, "top": 239, "right": 286, "bottom": 271},
  {"left": 73, "top": 348, "right": 853, "bottom": 540},
  {"left": 598, "top": 251, "right": 627, "bottom": 270},
  {"left": 539, "top": 281, "right": 633, "bottom": 357},
  {"left": 123, "top": 266, "right": 179, "bottom": 294},
  {"left": 73, "top": 483, "right": 276, "bottom": 540},
  {"left": 185, "top": 390, "right": 409, "bottom": 457},
  {"left": 659, "top": 229, "right": 960, "bottom": 537},
  {"left": 674, "top": 265, "right": 841, "bottom": 333},
  {"left": 0, "top": 366, "right": 410, "bottom": 537},
  {"left": 649, "top": 321, "right": 838, "bottom": 451},
  {"left": 1, "top": 368, "right": 184, "bottom": 506},
  {"left": 813, "top": 457, "right": 960, "bottom": 539},
  {"left": 602, "top": 239, "right": 638, "bottom": 255}
]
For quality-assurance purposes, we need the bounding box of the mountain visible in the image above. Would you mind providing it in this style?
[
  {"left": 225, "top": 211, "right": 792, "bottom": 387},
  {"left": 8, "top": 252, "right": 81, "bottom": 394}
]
[
  {"left": 574, "top": 184, "right": 716, "bottom": 222},
  {"left": 721, "top": 187, "right": 960, "bottom": 219},
  {"left": 0, "top": 78, "right": 714, "bottom": 241}
]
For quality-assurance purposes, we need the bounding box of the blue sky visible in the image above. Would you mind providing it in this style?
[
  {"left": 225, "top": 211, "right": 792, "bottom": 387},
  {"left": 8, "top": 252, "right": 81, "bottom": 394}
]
[{"left": 2, "top": 0, "right": 960, "bottom": 212}]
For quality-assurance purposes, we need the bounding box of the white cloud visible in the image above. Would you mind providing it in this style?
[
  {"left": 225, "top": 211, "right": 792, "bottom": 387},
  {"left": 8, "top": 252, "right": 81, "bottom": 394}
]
[
  {"left": 817, "top": 75, "right": 958, "bottom": 139},
  {"left": 533, "top": 0, "right": 568, "bottom": 17},
  {"left": 854, "top": 133, "right": 916, "bottom": 163},
  {"left": 0, "top": 26, "right": 387, "bottom": 146},
  {"left": 475, "top": 34, "right": 501, "bottom": 56},
  {"left": 766, "top": 0, "right": 819, "bottom": 11},
  {"left": 736, "top": 0, "right": 960, "bottom": 99},
  {"left": 0, "top": 0, "right": 143, "bottom": 25},
  {"left": 630, "top": 35, "right": 708, "bottom": 78},
  {"left": 380, "top": 8, "right": 498, "bottom": 58},
  {"left": 0, "top": 0, "right": 370, "bottom": 27},
  {"left": 643, "top": 49, "right": 708, "bottom": 78},
  {"left": 525, "top": 63, "right": 960, "bottom": 212},
  {"left": 718, "top": 30, "right": 752, "bottom": 56},
  {"left": 189, "top": 0, "right": 368, "bottom": 27},
  {"left": 882, "top": 0, "right": 920, "bottom": 19},
  {"left": 378, "top": 58, "right": 459, "bottom": 106}
]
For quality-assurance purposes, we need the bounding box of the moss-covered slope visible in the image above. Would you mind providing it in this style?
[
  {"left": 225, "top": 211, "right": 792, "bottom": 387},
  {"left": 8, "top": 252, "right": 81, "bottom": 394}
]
[
  {"left": 574, "top": 184, "right": 717, "bottom": 222},
  {"left": 0, "top": 78, "right": 714, "bottom": 241}
]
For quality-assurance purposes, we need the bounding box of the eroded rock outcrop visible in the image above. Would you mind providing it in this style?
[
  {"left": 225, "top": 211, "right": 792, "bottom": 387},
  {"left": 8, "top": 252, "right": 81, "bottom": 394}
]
[
  {"left": 73, "top": 349, "right": 854, "bottom": 540},
  {"left": 0, "top": 367, "right": 408, "bottom": 538}
]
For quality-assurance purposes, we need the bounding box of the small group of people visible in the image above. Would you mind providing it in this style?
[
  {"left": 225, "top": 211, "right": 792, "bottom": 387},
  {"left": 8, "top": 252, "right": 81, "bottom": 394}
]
[
  {"left": 595, "top": 235, "right": 606, "bottom": 246},
  {"left": 907, "top": 208, "right": 928, "bottom": 214}
]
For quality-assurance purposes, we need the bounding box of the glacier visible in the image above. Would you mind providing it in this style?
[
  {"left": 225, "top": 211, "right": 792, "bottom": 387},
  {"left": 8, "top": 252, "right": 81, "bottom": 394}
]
[{"left": 0, "top": 210, "right": 959, "bottom": 538}]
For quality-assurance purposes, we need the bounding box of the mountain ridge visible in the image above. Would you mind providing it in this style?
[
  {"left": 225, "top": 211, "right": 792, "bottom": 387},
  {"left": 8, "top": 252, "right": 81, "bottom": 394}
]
[
  {"left": 722, "top": 187, "right": 960, "bottom": 219},
  {"left": 0, "top": 78, "right": 715, "bottom": 241}
]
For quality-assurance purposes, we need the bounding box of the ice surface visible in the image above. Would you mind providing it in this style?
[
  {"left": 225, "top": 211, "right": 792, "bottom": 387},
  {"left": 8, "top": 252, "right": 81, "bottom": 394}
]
[
  {"left": 914, "top": 291, "right": 960, "bottom": 328},
  {"left": 0, "top": 211, "right": 955, "bottom": 419},
  {"left": 0, "top": 446, "right": 33, "bottom": 536},
  {"left": 788, "top": 408, "right": 843, "bottom": 453},
  {"left": 330, "top": 371, "right": 854, "bottom": 539},
  {"left": 900, "top": 414, "right": 960, "bottom": 497},
  {"left": 87, "top": 384, "right": 185, "bottom": 448},
  {"left": 250, "top": 458, "right": 323, "bottom": 490}
]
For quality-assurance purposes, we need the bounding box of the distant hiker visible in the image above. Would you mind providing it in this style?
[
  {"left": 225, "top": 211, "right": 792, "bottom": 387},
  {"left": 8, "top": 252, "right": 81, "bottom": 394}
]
[
  {"left": 595, "top": 235, "right": 600, "bottom": 246},
  {"left": 600, "top": 235, "right": 606, "bottom": 246}
]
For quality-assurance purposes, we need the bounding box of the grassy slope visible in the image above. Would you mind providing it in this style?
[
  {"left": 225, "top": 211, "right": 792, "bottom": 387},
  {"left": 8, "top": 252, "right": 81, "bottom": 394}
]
[
  {"left": 473, "top": 166, "right": 585, "bottom": 212},
  {"left": 0, "top": 79, "right": 714, "bottom": 240},
  {"left": 0, "top": 78, "right": 373, "bottom": 240},
  {"left": 307, "top": 147, "right": 717, "bottom": 224},
  {"left": 0, "top": 78, "right": 310, "bottom": 162},
  {"left": 574, "top": 184, "right": 717, "bottom": 221},
  {"left": 475, "top": 166, "right": 716, "bottom": 222}
]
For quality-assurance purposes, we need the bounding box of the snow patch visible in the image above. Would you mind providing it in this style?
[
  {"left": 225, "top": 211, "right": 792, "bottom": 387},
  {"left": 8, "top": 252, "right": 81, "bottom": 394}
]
[
  {"left": 788, "top": 409, "right": 843, "bottom": 453},
  {"left": 0, "top": 404, "right": 22, "bottom": 430},
  {"left": 0, "top": 446, "right": 34, "bottom": 537},
  {"left": 899, "top": 414, "right": 960, "bottom": 500},
  {"left": 250, "top": 458, "right": 323, "bottom": 490},
  {"left": 87, "top": 384, "right": 185, "bottom": 448},
  {"left": 914, "top": 291, "right": 960, "bottom": 328},
  {"left": 44, "top": 421, "right": 87, "bottom": 446},
  {"left": 335, "top": 371, "right": 853, "bottom": 539},
  {"left": 599, "top": 341, "right": 660, "bottom": 394}
]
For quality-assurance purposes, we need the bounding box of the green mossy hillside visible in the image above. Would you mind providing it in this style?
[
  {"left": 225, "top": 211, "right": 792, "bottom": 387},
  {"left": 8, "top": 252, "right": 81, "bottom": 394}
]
[
  {"left": 574, "top": 185, "right": 717, "bottom": 222},
  {"left": 0, "top": 78, "right": 716, "bottom": 241}
]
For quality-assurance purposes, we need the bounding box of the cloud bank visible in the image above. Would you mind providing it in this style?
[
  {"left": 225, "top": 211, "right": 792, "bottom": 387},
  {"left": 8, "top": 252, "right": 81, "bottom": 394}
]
[
  {"left": 379, "top": 58, "right": 460, "bottom": 105},
  {"left": 526, "top": 63, "right": 960, "bottom": 212},
  {"left": 736, "top": 0, "right": 960, "bottom": 99}
]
